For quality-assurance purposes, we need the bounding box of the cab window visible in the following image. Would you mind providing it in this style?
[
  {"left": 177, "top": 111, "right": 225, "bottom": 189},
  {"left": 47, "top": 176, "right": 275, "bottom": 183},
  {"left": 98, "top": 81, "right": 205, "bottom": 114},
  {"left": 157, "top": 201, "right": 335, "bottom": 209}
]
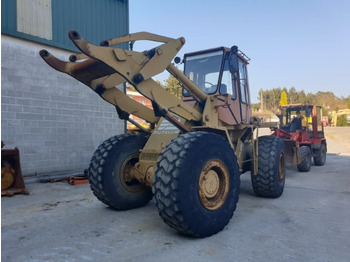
[
  {"left": 238, "top": 60, "right": 249, "bottom": 104},
  {"left": 220, "top": 56, "right": 236, "bottom": 99},
  {"left": 184, "top": 50, "right": 224, "bottom": 96}
]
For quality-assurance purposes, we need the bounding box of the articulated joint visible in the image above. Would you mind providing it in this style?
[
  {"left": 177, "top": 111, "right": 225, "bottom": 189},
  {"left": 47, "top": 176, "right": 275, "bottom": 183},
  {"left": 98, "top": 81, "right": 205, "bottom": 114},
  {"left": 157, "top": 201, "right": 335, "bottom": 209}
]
[
  {"left": 95, "top": 84, "right": 106, "bottom": 96},
  {"left": 133, "top": 73, "right": 144, "bottom": 84},
  {"left": 100, "top": 40, "right": 109, "bottom": 47}
]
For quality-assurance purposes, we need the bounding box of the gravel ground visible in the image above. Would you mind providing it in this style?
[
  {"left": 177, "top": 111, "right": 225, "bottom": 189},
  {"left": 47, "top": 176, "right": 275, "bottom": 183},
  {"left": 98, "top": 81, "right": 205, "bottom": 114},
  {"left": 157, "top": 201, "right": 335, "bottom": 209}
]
[{"left": 2, "top": 127, "right": 350, "bottom": 262}]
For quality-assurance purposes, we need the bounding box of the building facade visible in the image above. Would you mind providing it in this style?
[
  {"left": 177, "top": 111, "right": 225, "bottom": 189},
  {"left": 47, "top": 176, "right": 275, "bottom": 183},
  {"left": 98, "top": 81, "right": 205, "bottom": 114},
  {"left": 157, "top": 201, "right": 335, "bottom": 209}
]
[{"left": 1, "top": 0, "right": 128, "bottom": 177}]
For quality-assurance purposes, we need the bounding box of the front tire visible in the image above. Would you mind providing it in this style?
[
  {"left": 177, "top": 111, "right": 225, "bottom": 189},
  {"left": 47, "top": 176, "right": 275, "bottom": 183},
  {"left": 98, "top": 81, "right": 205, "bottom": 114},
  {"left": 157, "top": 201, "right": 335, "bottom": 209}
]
[
  {"left": 251, "top": 136, "right": 285, "bottom": 198},
  {"left": 153, "top": 132, "right": 240, "bottom": 237},
  {"left": 88, "top": 134, "right": 153, "bottom": 210}
]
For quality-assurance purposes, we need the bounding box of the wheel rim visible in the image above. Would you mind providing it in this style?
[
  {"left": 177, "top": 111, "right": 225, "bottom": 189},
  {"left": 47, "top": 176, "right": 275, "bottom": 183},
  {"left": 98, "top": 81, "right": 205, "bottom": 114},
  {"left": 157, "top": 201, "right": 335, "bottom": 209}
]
[
  {"left": 278, "top": 153, "right": 285, "bottom": 183},
  {"left": 118, "top": 153, "right": 144, "bottom": 193},
  {"left": 198, "top": 160, "right": 229, "bottom": 211}
]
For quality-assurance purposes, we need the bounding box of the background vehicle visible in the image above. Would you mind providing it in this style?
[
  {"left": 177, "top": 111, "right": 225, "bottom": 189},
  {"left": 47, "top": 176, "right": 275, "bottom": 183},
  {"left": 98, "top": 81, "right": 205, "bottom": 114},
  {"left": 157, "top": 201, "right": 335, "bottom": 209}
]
[
  {"left": 331, "top": 109, "right": 350, "bottom": 126},
  {"left": 273, "top": 104, "right": 327, "bottom": 172},
  {"left": 40, "top": 31, "right": 287, "bottom": 237}
]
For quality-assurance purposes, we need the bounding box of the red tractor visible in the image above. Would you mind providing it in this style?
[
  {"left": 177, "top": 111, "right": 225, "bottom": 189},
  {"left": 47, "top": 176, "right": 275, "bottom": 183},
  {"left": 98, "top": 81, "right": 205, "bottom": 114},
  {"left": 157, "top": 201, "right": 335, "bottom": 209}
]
[{"left": 272, "top": 104, "right": 327, "bottom": 172}]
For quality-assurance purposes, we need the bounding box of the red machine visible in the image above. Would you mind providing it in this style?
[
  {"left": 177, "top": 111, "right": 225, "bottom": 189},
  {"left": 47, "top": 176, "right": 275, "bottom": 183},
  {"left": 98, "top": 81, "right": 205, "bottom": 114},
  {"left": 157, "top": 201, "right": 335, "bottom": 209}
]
[{"left": 272, "top": 104, "right": 327, "bottom": 172}]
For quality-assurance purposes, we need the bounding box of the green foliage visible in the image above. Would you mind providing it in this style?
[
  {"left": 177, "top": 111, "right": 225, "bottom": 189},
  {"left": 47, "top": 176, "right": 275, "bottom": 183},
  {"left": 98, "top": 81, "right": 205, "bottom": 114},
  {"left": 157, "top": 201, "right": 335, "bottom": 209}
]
[
  {"left": 288, "top": 87, "right": 298, "bottom": 104},
  {"left": 164, "top": 74, "right": 182, "bottom": 99},
  {"left": 322, "top": 107, "right": 329, "bottom": 117},
  {"left": 252, "top": 103, "right": 260, "bottom": 111},
  {"left": 337, "top": 115, "right": 348, "bottom": 126},
  {"left": 259, "top": 87, "right": 347, "bottom": 113},
  {"left": 260, "top": 87, "right": 282, "bottom": 113},
  {"left": 299, "top": 90, "right": 306, "bottom": 104}
]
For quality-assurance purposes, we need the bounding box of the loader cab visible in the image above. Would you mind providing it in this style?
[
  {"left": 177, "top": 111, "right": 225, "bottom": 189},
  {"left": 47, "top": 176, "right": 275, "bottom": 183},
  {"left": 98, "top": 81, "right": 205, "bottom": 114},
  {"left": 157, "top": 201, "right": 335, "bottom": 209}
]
[
  {"left": 182, "top": 46, "right": 252, "bottom": 125},
  {"left": 279, "top": 104, "right": 325, "bottom": 139}
]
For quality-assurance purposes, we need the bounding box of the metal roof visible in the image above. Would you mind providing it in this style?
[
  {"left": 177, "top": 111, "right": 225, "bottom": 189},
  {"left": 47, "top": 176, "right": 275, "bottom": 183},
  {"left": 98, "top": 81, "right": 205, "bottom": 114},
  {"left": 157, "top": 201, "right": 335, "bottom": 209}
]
[{"left": 1, "top": 0, "right": 129, "bottom": 51}]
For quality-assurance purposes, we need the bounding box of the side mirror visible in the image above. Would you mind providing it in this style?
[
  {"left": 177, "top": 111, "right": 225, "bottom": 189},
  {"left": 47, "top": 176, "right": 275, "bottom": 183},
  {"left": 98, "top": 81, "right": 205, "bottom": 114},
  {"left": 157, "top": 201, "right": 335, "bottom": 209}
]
[
  {"left": 229, "top": 46, "right": 239, "bottom": 74},
  {"left": 231, "top": 46, "right": 238, "bottom": 54},
  {"left": 174, "top": 56, "right": 181, "bottom": 64}
]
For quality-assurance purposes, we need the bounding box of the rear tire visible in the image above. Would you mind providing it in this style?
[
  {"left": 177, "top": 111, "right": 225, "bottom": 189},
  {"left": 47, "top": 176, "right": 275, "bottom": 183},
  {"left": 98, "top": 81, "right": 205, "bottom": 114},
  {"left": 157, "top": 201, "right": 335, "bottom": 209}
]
[
  {"left": 88, "top": 134, "right": 152, "bottom": 210},
  {"left": 153, "top": 132, "right": 240, "bottom": 237},
  {"left": 297, "top": 146, "right": 311, "bottom": 172},
  {"left": 314, "top": 143, "right": 326, "bottom": 166},
  {"left": 251, "top": 136, "right": 285, "bottom": 198}
]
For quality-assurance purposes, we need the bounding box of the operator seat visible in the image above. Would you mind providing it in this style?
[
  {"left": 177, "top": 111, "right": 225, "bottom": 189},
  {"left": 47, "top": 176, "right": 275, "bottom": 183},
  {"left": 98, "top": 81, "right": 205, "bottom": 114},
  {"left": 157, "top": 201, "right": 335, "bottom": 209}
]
[{"left": 220, "top": 84, "right": 227, "bottom": 94}]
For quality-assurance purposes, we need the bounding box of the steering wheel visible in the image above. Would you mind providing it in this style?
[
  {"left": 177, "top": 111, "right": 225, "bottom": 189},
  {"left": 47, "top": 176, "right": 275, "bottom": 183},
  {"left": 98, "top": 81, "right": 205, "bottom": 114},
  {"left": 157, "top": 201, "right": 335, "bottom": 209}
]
[{"left": 204, "top": 81, "right": 215, "bottom": 92}]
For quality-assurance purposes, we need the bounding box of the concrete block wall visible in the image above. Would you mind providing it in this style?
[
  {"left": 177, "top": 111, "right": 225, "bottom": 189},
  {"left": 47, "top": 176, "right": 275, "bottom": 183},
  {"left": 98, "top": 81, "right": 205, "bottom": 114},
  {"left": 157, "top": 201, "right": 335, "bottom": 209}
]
[{"left": 1, "top": 35, "right": 125, "bottom": 177}]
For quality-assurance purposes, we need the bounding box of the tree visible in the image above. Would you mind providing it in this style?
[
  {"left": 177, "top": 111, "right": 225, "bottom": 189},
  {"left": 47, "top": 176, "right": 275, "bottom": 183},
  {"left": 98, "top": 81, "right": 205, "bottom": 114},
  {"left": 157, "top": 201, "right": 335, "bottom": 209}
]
[
  {"left": 299, "top": 90, "right": 306, "bottom": 104},
  {"left": 305, "top": 92, "right": 315, "bottom": 104},
  {"left": 337, "top": 115, "right": 348, "bottom": 126},
  {"left": 164, "top": 74, "right": 182, "bottom": 99},
  {"left": 265, "top": 87, "right": 282, "bottom": 112},
  {"left": 259, "top": 88, "right": 283, "bottom": 112},
  {"left": 258, "top": 87, "right": 347, "bottom": 112},
  {"left": 279, "top": 90, "right": 288, "bottom": 106},
  {"left": 321, "top": 107, "right": 329, "bottom": 116},
  {"left": 258, "top": 89, "right": 264, "bottom": 111},
  {"left": 288, "top": 87, "right": 299, "bottom": 104},
  {"left": 252, "top": 103, "right": 260, "bottom": 112}
]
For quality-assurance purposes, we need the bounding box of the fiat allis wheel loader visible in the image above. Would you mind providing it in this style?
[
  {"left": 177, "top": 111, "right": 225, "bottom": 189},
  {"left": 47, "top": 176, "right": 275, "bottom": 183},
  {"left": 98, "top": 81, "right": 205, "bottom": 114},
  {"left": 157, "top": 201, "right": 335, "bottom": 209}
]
[{"left": 40, "top": 31, "right": 287, "bottom": 237}]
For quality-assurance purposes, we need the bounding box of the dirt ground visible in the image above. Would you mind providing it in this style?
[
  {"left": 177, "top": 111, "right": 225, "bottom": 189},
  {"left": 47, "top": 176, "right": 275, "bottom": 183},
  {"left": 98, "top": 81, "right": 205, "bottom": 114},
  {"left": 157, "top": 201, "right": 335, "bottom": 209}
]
[
  {"left": 2, "top": 127, "right": 350, "bottom": 262},
  {"left": 324, "top": 127, "right": 350, "bottom": 156}
]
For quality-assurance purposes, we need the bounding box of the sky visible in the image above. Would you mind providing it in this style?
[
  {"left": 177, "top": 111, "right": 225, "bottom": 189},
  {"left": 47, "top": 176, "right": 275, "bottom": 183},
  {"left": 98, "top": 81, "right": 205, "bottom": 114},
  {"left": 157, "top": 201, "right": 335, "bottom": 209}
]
[{"left": 129, "top": 0, "right": 350, "bottom": 103}]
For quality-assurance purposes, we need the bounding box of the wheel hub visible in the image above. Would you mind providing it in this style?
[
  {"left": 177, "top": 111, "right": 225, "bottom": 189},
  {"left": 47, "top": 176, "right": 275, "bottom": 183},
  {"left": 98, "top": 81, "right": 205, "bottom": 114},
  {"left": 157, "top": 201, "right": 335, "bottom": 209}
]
[
  {"left": 198, "top": 160, "right": 229, "bottom": 211},
  {"left": 203, "top": 170, "right": 220, "bottom": 198},
  {"left": 119, "top": 154, "right": 145, "bottom": 193}
]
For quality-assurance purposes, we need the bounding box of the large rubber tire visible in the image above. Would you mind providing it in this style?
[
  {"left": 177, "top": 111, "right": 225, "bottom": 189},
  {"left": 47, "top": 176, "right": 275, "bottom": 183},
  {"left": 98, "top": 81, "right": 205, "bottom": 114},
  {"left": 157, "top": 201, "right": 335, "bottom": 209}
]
[
  {"left": 153, "top": 132, "right": 240, "bottom": 238},
  {"left": 88, "top": 134, "right": 153, "bottom": 210},
  {"left": 251, "top": 136, "right": 285, "bottom": 198},
  {"left": 297, "top": 146, "right": 312, "bottom": 172},
  {"left": 313, "top": 143, "right": 326, "bottom": 166}
]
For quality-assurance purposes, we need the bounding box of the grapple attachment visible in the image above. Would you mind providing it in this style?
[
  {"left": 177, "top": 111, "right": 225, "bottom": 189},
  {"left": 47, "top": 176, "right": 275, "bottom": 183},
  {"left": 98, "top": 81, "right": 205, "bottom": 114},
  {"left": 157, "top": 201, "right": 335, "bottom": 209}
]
[{"left": 39, "top": 31, "right": 203, "bottom": 130}]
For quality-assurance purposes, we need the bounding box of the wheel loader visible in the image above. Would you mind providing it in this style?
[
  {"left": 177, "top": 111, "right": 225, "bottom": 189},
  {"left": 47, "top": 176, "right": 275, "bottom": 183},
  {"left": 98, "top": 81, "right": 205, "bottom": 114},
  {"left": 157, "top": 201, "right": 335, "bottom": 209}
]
[
  {"left": 40, "top": 31, "right": 286, "bottom": 237},
  {"left": 272, "top": 104, "right": 327, "bottom": 172}
]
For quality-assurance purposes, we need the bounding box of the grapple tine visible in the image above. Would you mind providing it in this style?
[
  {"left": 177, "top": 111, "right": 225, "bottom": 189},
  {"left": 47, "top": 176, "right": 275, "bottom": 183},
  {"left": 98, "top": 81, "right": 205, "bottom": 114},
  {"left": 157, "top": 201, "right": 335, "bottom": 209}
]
[
  {"left": 39, "top": 49, "right": 72, "bottom": 74},
  {"left": 68, "top": 30, "right": 96, "bottom": 59}
]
